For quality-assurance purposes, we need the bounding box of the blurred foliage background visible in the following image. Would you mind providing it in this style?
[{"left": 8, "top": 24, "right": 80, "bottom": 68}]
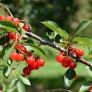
[{"left": 0, "top": 0, "right": 92, "bottom": 92}]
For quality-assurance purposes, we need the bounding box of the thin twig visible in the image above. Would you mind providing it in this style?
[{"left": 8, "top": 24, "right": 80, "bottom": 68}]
[{"left": 26, "top": 31, "right": 92, "bottom": 68}]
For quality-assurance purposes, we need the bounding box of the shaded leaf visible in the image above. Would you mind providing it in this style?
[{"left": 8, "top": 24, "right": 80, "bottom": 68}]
[
  {"left": 3, "top": 67, "right": 11, "bottom": 78},
  {"left": 42, "top": 21, "right": 68, "bottom": 40},
  {"left": 64, "top": 69, "right": 76, "bottom": 87},
  {"left": 74, "top": 21, "right": 92, "bottom": 36},
  {"left": 17, "top": 80, "right": 26, "bottom": 92}
]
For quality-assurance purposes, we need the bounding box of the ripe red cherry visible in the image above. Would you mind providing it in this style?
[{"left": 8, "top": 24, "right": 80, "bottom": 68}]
[
  {"left": 76, "top": 49, "right": 84, "bottom": 56},
  {"left": 23, "top": 67, "right": 31, "bottom": 76},
  {"left": 17, "top": 53, "right": 24, "bottom": 61},
  {"left": 10, "top": 52, "right": 17, "bottom": 61},
  {"left": 69, "top": 62, "right": 76, "bottom": 69},
  {"left": 23, "top": 24, "right": 29, "bottom": 32},
  {"left": 31, "top": 62, "right": 39, "bottom": 70},
  {"left": 13, "top": 18, "right": 20, "bottom": 25},
  {"left": 56, "top": 54, "right": 64, "bottom": 63},
  {"left": 0, "top": 16, "right": 5, "bottom": 20},
  {"left": 89, "top": 86, "right": 92, "bottom": 91},
  {"left": 12, "top": 33, "right": 16, "bottom": 40},
  {"left": 26, "top": 56, "right": 35, "bottom": 65},
  {"left": 8, "top": 32, "right": 13, "bottom": 39},
  {"left": 62, "top": 56, "right": 73, "bottom": 68},
  {"left": 6, "top": 16, "right": 13, "bottom": 21},
  {"left": 37, "top": 58, "right": 45, "bottom": 67}
]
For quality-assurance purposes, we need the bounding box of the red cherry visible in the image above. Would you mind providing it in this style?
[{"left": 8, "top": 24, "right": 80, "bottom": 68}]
[
  {"left": 6, "top": 16, "right": 13, "bottom": 21},
  {"left": 23, "top": 24, "right": 29, "bottom": 32},
  {"left": 37, "top": 58, "right": 45, "bottom": 67},
  {"left": 89, "top": 86, "right": 92, "bottom": 91},
  {"left": 12, "top": 33, "right": 16, "bottom": 40},
  {"left": 56, "top": 54, "right": 64, "bottom": 63},
  {"left": 13, "top": 18, "right": 20, "bottom": 25},
  {"left": 17, "top": 53, "right": 24, "bottom": 61},
  {"left": 0, "top": 16, "right": 5, "bottom": 20},
  {"left": 62, "top": 56, "right": 73, "bottom": 68},
  {"left": 69, "top": 62, "right": 76, "bottom": 69},
  {"left": 31, "top": 62, "right": 39, "bottom": 70},
  {"left": 23, "top": 67, "right": 31, "bottom": 76},
  {"left": 26, "top": 51, "right": 32, "bottom": 56},
  {"left": 26, "top": 56, "right": 35, "bottom": 65},
  {"left": 10, "top": 52, "right": 17, "bottom": 61},
  {"left": 76, "top": 49, "right": 84, "bottom": 56},
  {"left": 8, "top": 32, "right": 13, "bottom": 39}
]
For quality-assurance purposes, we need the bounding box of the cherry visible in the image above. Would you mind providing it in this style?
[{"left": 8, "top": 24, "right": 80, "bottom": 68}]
[
  {"left": 31, "top": 62, "right": 39, "bottom": 70},
  {"left": 76, "top": 49, "right": 84, "bottom": 57},
  {"left": 0, "top": 16, "right": 5, "bottom": 20},
  {"left": 23, "top": 24, "right": 29, "bottom": 32},
  {"left": 89, "top": 86, "right": 92, "bottom": 91},
  {"left": 17, "top": 53, "right": 24, "bottom": 61},
  {"left": 37, "top": 58, "right": 45, "bottom": 67},
  {"left": 62, "top": 56, "right": 73, "bottom": 68},
  {"left": 69, "top": 62, "right": 76, "bottom": 69},
  {"left": 6, "top": 16, "right": 13, "bottom": 21},
  {"left": 8, "top": 32, "right": 16, "bottom": 40},
  {"left": 26, "top": 51, "right": 32, "bottom": 56},
  {"left": 56, "top": 54, "right": 64, "bottom": 63},
  {"left": 10, "top": 52, "right": 17, "bottom": 61},
  {"left": 23, "top": 67, "right": 31, "bottom": 76},
  {"left": 26, "top": 56, "right": 35, "bottom": 65},
  {"left": 13, "top": 18, "right": 20, "bottom": 25}
]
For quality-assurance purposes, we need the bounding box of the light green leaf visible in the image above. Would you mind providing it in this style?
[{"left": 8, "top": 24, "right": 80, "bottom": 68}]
[
  {"left": 18, "top": 75, "right": 31, "bottom": 86},
  {"left": 74, "top": 21, "right": 92, "bottom": 36},
  {"left": 3, "top": 41, "right": 16, "bottom": 62},
  {"left": 17, "top": 81, "right": 26, "bottom": 92},
  {"left": 79, "top": 85, "right": 89, "bottom": 92},
  {"left": 3, "top": 67, "right": 11, "bottom": 78},
  {"left": 42, "top": 21, "right": 68, "bottom": 40}
]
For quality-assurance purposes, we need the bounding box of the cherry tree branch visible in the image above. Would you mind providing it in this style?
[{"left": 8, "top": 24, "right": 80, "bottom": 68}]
[{"left": 26, "top": 32, "right": 92, "bottom": 68}]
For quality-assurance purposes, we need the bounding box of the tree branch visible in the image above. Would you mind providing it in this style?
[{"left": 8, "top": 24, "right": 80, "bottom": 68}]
[{"left": 26, "top": 32, "right": 92, "bottom": 68}]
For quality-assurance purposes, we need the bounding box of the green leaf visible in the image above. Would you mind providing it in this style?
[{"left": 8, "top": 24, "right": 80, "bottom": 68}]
[
  {"left": 64, "top": 69, "right": 76, "bottom": 87},
  {"left": 79, "top": 85, "right": 89, "bottom": 92},
  {"left": 0, "top": 20, "right": 18, "bottom": 32},
  {"left": 3, "top": 41, "right": 16, "bottom": 62},
  {"left": 18, "top": 75, "right": 31, "bottom": 86},
  {"left": 86, "top": 66, "right": 92, "bottom": 77},
  {"left": 74, "top": 21, "right": 92, "bottom": 36},
  {"left": 28, "top": 43, "right": 46, "bottom": 58},
  {"left": 42, "top": 21, "right": 68, "bottom": 40},
  {"left": 0, "top": 30, "right": 7, "bottom": 35},
  {"left": 17, "top": 80, "right": 26, "bottom": 92},
  {"left": 3, "top": 66, "right": 11, "bottom": 78}
]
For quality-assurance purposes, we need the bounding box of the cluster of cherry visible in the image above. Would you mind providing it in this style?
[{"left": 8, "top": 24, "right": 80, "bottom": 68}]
[
  {"left": 56, "top": 47, "right": 84, "bottom": 69},
  {"left": 0, "top": 16, "right": 45, "bottom": 76}
]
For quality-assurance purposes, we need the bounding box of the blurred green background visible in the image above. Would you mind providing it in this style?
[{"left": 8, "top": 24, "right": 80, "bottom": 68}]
[{"left": 0, "top": 0, "right": 92, "bottom": 92}]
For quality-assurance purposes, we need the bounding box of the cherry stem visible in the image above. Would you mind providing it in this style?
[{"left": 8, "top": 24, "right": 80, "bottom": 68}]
[{"left": 26, "top": 30, "right": 92, "bottom": 68}]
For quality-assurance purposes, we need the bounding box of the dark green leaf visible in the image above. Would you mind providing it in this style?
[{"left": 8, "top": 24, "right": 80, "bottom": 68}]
[
  {"left": 42, "top": 21, "right": 68, "bottom": 39},
  {"left": 17, "top": 80, "right": 26, "bottom": 92},
  {"left": 74, "top": 21, "right": 92, "bottom": 36},
  {"left": 0, "top": 35, "right": 9, "bottom": 45},
  {"left": 64, "top": 69, "right": 76, "bottom": 87},
  {"left": 3, "top": 67, "right": 11, "bottom": 78},
  {"left": 18, "top": 75, "right": 31, "bottom": 86}
]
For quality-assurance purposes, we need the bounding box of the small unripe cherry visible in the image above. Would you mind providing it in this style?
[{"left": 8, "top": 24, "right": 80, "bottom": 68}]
[
  {"left": 37, "top": 58, "right": 45, "bottom": 67},
  {"left": 13, "top": 18, "right": 20, "bottom": 25},
  {"left": 26, "top": 56, "right": 35, "bottom": 65},
  {"left": 10, "top": 52, "right": 18, "bottom": 61},
  {"left": 56, "top": 54, "right": 64, "bottom": 63},
  {"left": 17, "top": 53, "right": 24, "bottom": 61},
  {"left": 76, "top": 49, "right": 84, "bottom": 57},
  {"left": 69, "top": 62, "right": 76, "bottom": 69},
  {"left": 23, "top": 24, "right": 29, "bottom": 32},
  {"left": 0, "top": 16, "right": 5, "bottom": 20},
  {"left": 23, "top": 67, "right": 31, "bottom": 76}
]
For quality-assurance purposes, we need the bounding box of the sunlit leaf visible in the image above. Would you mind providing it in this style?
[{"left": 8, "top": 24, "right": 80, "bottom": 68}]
[{"left": 42, "top": 21, "right": 68, "bottom": 40}]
